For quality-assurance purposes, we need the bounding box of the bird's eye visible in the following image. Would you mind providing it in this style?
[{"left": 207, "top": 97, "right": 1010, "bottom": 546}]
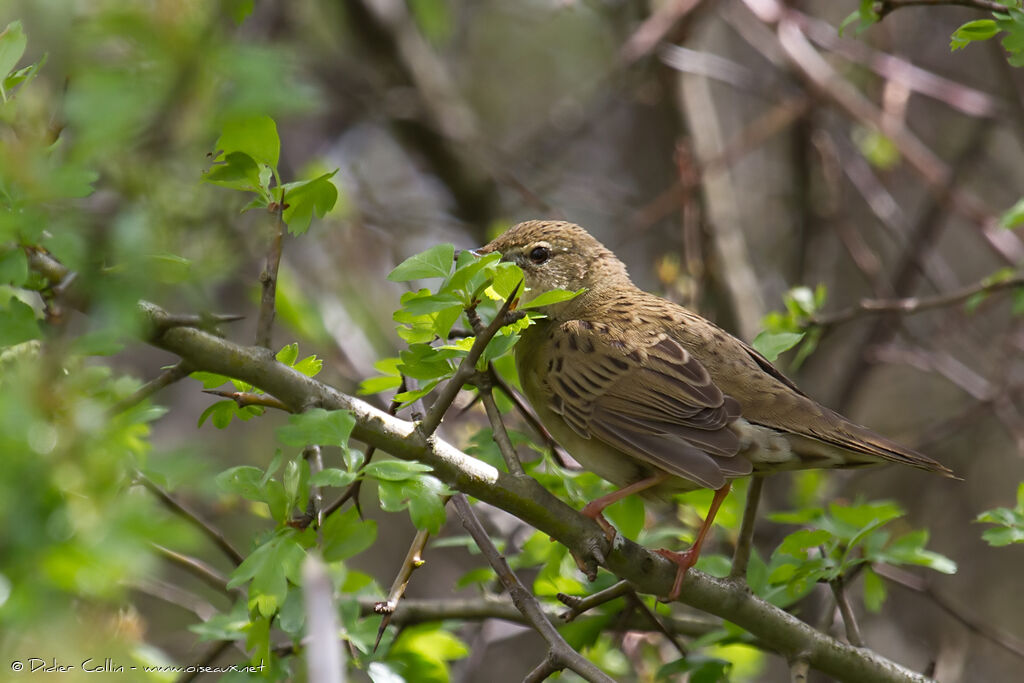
[{"left": 529, "top": 246, "right": 550, "bottom": 264}]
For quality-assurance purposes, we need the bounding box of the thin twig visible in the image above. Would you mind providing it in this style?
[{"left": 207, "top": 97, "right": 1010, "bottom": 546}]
[
  {"left": 478, "top": 375, "right": 525, "bottom": 476},
  {"left": 202, "top": 389, "right": 291, "bottom": 412},
  {"left": 255, "top": 202, "right": 286, "bottom": 349},
  {"left": 619, "top": 0, "right": 705, "bottom": 65},
  {"left": 557, "top": 581, "right": 634, "bottom": 622},
  {"left": 136, "top": 472, "right": 244, "bottom": 566},
  {"left": 373, "top": 525, "right": 441, "bottom": 651},
  {"left": 419, "top": 283, "right": 521, "bottom": 436},
  {"left": 624, "top": 591, "right": 689, "bottom": 656},
  {"left": 757, "top": 1, "right": 1024, "bottom": 265},
  {"left": 355, "top": 595, "right": 723, "bottom": 638},
  {"left": 791, "top": 656, "right": 811, "bottom": 683},
  {"left": 452, "top": 494, "right": 615, "bottom": 683},
  {"left": 488, "top": 365, "right": 572, "bottom": 467},
  {"left": 151, "top": 543, "right": 235, "bottom": 596},
  {"left": 829, "top": 575, "right": 865, "bottom": 647},
  {"left": 730, "top": 476, "right": 764, "bottom": 581},
  {"left": 112, "top": 362, "right": 192, "bottom": 414},
  {"left": 807, "top": 274, "right": 1024, "bottom": 329},
  {"left": 129, "top": 578, "right": 220, "bottom": 621}
]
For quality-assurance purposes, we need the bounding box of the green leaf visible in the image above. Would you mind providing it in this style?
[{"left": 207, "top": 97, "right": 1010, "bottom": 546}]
[
  {"left": 388, "top": 244, "right": 455, "bottom": 281},
  {"left": 776, "top": 529, "right": 832, "bottom": 558},
  {"left": 281, "top": 171, "right": 339, "bottom": 235},
  {"left": 322, "top": 507, "right": 377, "bottom": 562},
  {"left": 275, "top": 409, "right": 355, "bottom": 448},
  {"left": 520, "top": 287, "right": 585, "bottom": 309},
  {"left": 0, "top": 21, "right": 27, "bottom": 84},
  {"left": 216, "top": 466, "right": 266, "bottom": 501},
  {"left": 951, "top": 19, "right": 999, "bottom": 51},
  {"left": 999, "top": 197, "right": 1024, "bottom": 229},
  {"left": 276, "top": 342, "right": 299, "bottom": 366},
  {"left": 197, "top": 400, "right": 261, "bottom": 428},
  {"left": 751, "top": 330, "right": 805, "bottom": 361},
  {"left": 202, "top": 151, "right": 263, "bottom": 193},
  {"left": 215, "top": 114, "right": 280, "bottom": 168},
  {"left": 310, "top": 468, "right": 357, "bottom": 488},
  {"left": 976, "top": 482, "right": 1024, "bottom": 546},
  {"left": 364, "top": 459, "right": 434, "bottom": 481},
  {"left": 0, "top": 298, "right": 42, "bottom": 346},
  {"left": 293, "top": 354, "right": 323, "bottom": 377},
  {"left": 190, "top": 371, "right": 231, "bottom": 389},
  {"left": 604, "top": 493, "right": 645, "bottom": 540},
  {"left": 0, "top": 248, "right": 28, "bottom": 286},
  {"left": 277, "top": 587, "right": 305, "bottom": 635},
  {"left": 883, "top": 530, "right": 957, "bottom": 574},
  {"left": 190, "top": 602, "right": 250, "bottom": 641},
  {"left": 862, "top": 566, "right": 886, "bottom": 612},
  {"left": 359, "top": 375, "right": 403, "bottom": 395},
  {"left": 2, "top": 54, "right": 46, "bottom": 96},
  {"left": 405, "top": 477, "right": 449, "bottom": 533},
  {"left": 283, "top": 458, "right": 309, "bottom": 510}
]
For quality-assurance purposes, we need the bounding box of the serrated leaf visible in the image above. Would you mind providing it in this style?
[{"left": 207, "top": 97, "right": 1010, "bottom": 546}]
[
  {"left": 216, "top": 114, "right": 280, "bottom": 168},
  {"left": 293, "top": 354, "right": 323, "bottom": 377},
  {"left": 322, "top": 507, "right": 377, "bottom": 562},
  {"left": 364, "top": 459, "right": 434, "bottom": 481},
  {"left": 281, "top": 171, "right": 339, "bottom": 235},
  {"left": 276, "top": 408, "right": 355, "bottom": 448},
  {"left": 388, "top": 244, "right": 455, "bottom": 281},
  {"left": 276, "top": 342, "right": 299, "bottom": 366},
  {"left": 203, "top": 151, "right": 262, "bottom": 193}
]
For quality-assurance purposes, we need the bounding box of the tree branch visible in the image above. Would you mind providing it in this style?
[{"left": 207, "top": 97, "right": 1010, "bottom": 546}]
[
  {"left": 143, "top": 303, "right": 936, "bottom": 683},
  {"left": 255, "top": 203, "right": 285, "bottom": 349}
]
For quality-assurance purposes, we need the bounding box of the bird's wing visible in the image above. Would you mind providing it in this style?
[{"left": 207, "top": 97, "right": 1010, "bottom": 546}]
[{"left": 540, "top": 320, "right": 750, "bottom": 489}]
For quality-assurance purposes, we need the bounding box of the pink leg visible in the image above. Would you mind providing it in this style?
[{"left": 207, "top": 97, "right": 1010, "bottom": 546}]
[
  {"left": 657, "top": 483, "right": 732, "bottom": 601},
  {"left": 580, "top": 473, "right": 671, "bottom": 541}
]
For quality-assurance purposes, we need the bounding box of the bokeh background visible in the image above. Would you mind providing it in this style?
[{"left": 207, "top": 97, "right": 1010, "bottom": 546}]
[{"left": 2, "top": 0, "right": 1023, "bottom": 681}]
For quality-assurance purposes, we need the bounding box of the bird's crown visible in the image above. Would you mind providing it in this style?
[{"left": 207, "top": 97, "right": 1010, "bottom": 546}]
[{"left": 478, "top": 220, "right": 631, "bottom": 301}]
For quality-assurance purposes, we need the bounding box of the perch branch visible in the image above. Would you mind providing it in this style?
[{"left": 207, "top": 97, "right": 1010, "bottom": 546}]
[{"left": 142, "top": 303, "right": 936, "bottom": 683}]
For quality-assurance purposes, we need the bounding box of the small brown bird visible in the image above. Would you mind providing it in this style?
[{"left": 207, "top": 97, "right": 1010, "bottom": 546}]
[{"left": 479, "top": 220, "right": 954, "bottom": 599}]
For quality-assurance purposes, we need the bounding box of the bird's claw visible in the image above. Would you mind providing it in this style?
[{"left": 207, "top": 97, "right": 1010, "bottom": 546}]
[{"left": 655, "top": 547, "right": 698, "bottom": 602}]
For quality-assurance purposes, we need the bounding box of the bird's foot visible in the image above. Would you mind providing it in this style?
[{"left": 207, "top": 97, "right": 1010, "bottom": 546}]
[
  {"left": 654, "top": 547, "right": 699, "bottom": 602},
  {"left": 579, "top": 502, "right": 617, "bottom": 542},
  {"left": 566, "top": 535, "right": 607, "bottom": 581}
]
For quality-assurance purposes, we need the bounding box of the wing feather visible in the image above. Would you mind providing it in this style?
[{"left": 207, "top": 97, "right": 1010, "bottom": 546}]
[{"left": 541, "top": 321, "right": 747, "bottom": 487}]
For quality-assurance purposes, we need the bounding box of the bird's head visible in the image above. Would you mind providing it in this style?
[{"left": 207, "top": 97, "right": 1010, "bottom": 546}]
[{"left": 477, "top": 220, "right": 631, "bottom": 305}]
